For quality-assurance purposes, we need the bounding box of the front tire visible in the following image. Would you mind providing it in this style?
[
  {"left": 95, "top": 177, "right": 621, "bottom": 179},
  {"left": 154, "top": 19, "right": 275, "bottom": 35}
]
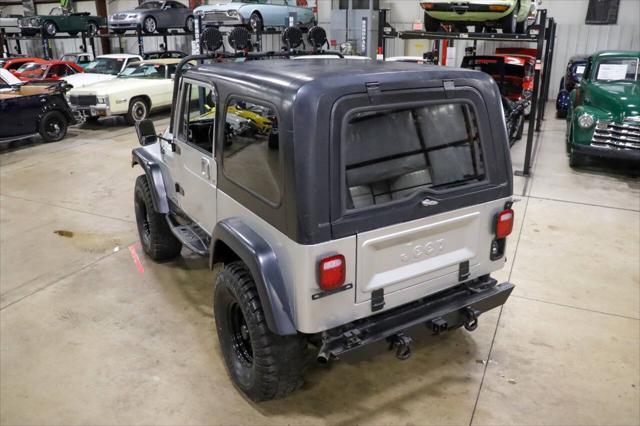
[
  {"left": 143, "top": 16, "right": 157, "bottom": 34},
  {"left": 133, "top": 175, "right": 182, "bottom": 261},
  {"left": 500, "top": 3, "right": 518, "bottom": 34},
  {"left": 184, "top": 16, "right": 194, "bottom": 33},
  {"left": 39, "top": 110, "right": 67, "bottom": 142},
  {"left": 423, "top": 12, "right": 440, "bottom": 31},
  {"left": 249, "top": 12, "right": 263, "bottom": 32},
  {"left": 43, "top": 20, "right": 57, "bottom": 36},
  {"left": 125, "top": 97, "right": 149, "bottom": 125},
  {"left": 214, "top": 261, "right": 309, "bottom": 402}
]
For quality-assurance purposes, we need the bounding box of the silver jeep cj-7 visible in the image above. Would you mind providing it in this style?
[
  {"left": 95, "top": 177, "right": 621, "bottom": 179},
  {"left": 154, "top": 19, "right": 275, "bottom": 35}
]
[{"left": 132, "top": 28, "right": 515, "bottom": 401}]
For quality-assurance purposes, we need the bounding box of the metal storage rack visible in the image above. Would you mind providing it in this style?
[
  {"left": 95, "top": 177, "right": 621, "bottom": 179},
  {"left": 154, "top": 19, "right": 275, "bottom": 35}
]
[{"left": 376, "top": 9, "right": 557, "bottom": 177}]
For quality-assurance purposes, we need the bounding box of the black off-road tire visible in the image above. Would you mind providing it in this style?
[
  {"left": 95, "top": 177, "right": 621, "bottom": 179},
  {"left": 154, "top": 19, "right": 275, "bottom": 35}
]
[
  {"left": 214, "top": 261, "right": 309, "bottom": 402},
  {"left": 38, "top": 110, "right": 67, "bottom": 142},
  {"left": 423, "top": 12, "right": 440, "bottom": 32},
  {"left": 125, "top": 97, "right": 149, "bottom": 125},
  {"left": 133, "top": 175, "right": 182, "bottom": 261}
]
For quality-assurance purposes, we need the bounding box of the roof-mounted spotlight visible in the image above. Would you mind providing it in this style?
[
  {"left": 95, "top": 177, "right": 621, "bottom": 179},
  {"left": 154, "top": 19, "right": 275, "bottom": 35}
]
[
  {"left": 282, "top": 26, "right": 303, "bottom": 50},
  {"left": 308, "top": 26, "right": 328, "bottom": 50},
  {"left": 200, "top": 27, "right": 223, "bottom": 53},
  {"left": 228, "top": 27, "right": 252, "bottom": 51}
]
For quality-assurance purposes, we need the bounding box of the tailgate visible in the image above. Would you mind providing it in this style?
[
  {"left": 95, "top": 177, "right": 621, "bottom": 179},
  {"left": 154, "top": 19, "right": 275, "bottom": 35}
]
[{"left": 355, "top": 207, "right": 484, "bottom": 303}]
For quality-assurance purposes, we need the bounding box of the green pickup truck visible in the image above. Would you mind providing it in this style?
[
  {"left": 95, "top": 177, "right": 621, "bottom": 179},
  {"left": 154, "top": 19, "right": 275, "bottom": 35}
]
[
  {"left": 566, "top": 50, "right": 640, "bottom": 167},
  {"left": 18, "top": 7, "right": 106, "bottom": 37}
]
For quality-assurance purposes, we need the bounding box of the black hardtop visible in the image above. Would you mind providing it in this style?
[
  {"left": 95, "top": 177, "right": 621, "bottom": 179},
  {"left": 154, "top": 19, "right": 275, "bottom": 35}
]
[{"left": 189, "top": 58, "right": 497, "bottom": 100}]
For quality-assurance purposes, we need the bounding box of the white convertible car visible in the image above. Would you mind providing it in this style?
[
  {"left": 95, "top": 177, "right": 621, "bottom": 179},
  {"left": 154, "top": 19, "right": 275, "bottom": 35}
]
[
  {"left": 67, "top": 58, "right": 178, "bottom": 124},
  {"left": 62, "top": 53, "right": 142, "bottom": 89}
]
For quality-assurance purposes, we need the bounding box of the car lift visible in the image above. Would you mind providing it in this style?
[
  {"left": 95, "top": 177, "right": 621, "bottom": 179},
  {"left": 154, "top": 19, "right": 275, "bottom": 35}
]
[{"left": 376, "top": 9, "right": 557, "bottom": 177}]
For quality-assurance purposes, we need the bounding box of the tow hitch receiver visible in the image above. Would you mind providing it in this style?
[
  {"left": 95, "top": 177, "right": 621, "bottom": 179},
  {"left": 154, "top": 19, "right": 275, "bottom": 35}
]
[{"left": 387, "top": 333, "right": 413, "bottom": 360}]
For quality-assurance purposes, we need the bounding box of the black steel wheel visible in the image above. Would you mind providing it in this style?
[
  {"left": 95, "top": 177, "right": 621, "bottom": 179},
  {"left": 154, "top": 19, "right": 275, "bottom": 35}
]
[
  {"left": 143, "top": 16, "right": 157, "bottom": 34},
  {"left": 133, "top": 175, "right": 182, "bottom": 261},
  {"left": 125, "top": 97, "right": 149, "bottom": 125},
  {"left": 184, "top": 15, "right": 194, "bottom": 33},
  {"left": 43, "top": 21, "right": 57, "bottom": 36},
  {"left": 249, "top": 12, "right": 263, "bottom": 32},
  {"left": 214, "top": 261, "right": 309, "bottom": 401},
  {"left": 38, "top": 110, "right": 67, "bottom": 142}
]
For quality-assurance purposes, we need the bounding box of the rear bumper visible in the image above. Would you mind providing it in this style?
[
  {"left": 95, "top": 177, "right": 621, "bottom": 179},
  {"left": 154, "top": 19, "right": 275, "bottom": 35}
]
[{"left": 318, "top": 277, "right": 514, "bottom": 360}]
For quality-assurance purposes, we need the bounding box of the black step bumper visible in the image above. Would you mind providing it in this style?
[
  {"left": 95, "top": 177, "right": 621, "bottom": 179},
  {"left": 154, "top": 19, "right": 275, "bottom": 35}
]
[{"left": 318, "top": 278, "right": 514, "bottom": 360}]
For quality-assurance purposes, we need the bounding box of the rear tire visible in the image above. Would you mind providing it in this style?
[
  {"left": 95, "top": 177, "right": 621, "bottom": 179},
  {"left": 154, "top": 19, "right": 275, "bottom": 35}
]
[
  {"left": 249, "top": 12, "right": 263, "bottom": 32},
  {"left": 214, "top": 261, "right": 309, "bottom": 402},
  {"left": 143, "top": 16, "right": 157, "bottom": 34},
  {"left": 38, "top": 110, "right": 67, "bottom": 142},
  {"left": 423, "top": 12, "right": 440, "bottom": 31},
  {"left": 133, "top": 175, "right": 182, "bottom": 261},
  {"left": 87, "top": 21, "right": 99, "bottom": 37}
]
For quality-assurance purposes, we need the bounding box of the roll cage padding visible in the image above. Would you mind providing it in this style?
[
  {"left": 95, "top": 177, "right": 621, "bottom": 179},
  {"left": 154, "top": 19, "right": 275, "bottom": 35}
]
[
  {"left": 131, "top": 147, "right": 170, "bottom": 214},
  {"left": 210, "top": 218, "right": 297, "bottom": 336}
]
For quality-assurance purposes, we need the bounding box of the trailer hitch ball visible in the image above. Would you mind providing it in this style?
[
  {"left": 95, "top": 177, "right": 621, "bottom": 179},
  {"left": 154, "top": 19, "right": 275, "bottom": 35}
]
[
  {"left": 464, "top": 307, "right": 481, "bottom": 332},
  {"left": 387, "top": 333, "right": 413, "bottom": 360}
]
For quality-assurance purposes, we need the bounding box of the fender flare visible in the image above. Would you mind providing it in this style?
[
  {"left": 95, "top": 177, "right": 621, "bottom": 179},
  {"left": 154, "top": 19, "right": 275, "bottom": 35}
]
[
  {"left": 210, "top": 218, "right": 296, "bottom": 336},
  {"left": 131, "top": 147, "right": 169, "bottom": 214}
]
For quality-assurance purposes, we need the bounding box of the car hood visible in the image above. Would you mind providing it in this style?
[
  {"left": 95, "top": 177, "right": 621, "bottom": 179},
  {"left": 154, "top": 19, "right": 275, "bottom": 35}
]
[
  {"left": 62, "top": 73, "right": 116, "bottom": 88},
  {"left": 588, "top": 81, "right": 640, "bottom": 120},
  {"left": 195, "top": 2, "right": 244, "bottom": 12},
  {"left": 69, "top": 77, "right": 168, "bottom": 95}
]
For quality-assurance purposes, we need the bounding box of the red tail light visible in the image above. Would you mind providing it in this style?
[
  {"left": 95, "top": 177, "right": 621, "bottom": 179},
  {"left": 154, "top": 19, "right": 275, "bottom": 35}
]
[
  {"left": 495, "top": 208, "right": 514, "bottom": 239},
  {"left": 318, "top": 254, "right": 345, "bottom": 291}
]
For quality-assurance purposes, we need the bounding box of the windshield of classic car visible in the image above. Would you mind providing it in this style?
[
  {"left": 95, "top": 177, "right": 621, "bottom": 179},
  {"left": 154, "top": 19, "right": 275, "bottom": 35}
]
[
  {"left": 17, "top": 63, "right": 47, "bottom": 77},
  {"left": 120, "top": 63, "right": 166, "bottom": 79},
  {"left": 136, "top": 1, "right": 161, "bottom": 9},
  {"left": 595, "top": 58, "right": 639, "bottom": 82},
  {"left": 84, "top": 58, "right": 125, "bottom": 75},
  {"left": 49, "top": 7, "right": 64, "bottom": 15}
]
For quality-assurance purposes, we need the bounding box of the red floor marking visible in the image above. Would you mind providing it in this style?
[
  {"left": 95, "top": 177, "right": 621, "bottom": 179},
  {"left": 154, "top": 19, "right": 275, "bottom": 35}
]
[{"left": 128, "top": 243, "right": 144, "bottom": 275}]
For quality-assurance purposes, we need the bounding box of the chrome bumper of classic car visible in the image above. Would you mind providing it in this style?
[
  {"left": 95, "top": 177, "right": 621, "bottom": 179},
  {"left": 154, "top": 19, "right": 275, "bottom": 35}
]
[
  {"left": 199, "top": 11, "right": 244, "bottom": 26},
  {"left": 69, "top": 94, "right": 111, "bottom": 117},
  {"left": 579, "top": 118, "right": 640, "bottom": 161}
]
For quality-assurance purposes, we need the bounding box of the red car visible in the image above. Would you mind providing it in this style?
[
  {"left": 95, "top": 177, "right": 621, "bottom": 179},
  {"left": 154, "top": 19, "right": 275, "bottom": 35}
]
[
  {"left": 13, "top": 60, "right": 84, "bottom": 82},
  {"left": 462, "top": 52, "right": 534, "bottom": 103},
  {"left": 1, "top": 57, "right": 47, "bottom": 72}
]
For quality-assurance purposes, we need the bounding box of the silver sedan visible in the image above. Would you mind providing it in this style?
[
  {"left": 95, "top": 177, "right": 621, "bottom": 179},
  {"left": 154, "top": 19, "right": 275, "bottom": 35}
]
[{"left": 109, "top": 0, "right": 194, "bottom": 34}]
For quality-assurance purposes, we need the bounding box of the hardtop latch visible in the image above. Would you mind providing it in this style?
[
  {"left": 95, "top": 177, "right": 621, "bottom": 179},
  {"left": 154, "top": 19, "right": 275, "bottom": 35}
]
[{"left": 365, "top": 82, "right": 382, "bottom": 104}]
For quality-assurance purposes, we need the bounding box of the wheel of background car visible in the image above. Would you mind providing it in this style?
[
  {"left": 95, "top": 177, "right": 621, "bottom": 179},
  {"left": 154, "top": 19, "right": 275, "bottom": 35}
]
[
  {"left": 184, "top": 16, "right": 194, "bottom": 33},
  {"left": 38, "top": 110, "right": 67, "bottom": 142},
  {"left": 201, "top": 27, "right": 223, "bottom": 52},
  {"left": 125, "top": 98, "right": 149, "bottom": 125},
  {"left": 308, "top": 26, "right": 327, "bottom": 49},
  {"left": 214, "top": 261, "right": 309, "bottom": 402},
  {"left": 228, "top": 27, "right": 251, "bottom": 51},
  {"left": 423, "top": 12, "right": 440, "bottom": 32},
  {"left": 282, "top": 27, "right": 303, "bottom": 49},
  {"left": 249, "top": 12, "right": 263, "bottom": 33},
  {"left": 43, "top": 21, "right": 57, "bottom": 36},
  {"left": 87, "top": 21, "right": 98, "bottom": 36},
  {"left": 500, "top": 2, "right": 518, "bottom": 34},
  {"left": 143, "top": 16, "right": 157, "bottom": 34}
]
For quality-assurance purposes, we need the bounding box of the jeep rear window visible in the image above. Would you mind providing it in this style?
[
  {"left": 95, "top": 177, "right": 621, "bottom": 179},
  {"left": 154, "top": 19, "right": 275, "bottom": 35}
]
[{"left": 344, "top": 103, "right": 485, "bottom": 210}]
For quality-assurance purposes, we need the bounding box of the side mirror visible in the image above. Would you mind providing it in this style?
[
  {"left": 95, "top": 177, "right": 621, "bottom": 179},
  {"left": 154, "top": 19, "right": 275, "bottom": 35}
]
[{"left": 135, "top": 119, "right": 158, "bottom": 146}]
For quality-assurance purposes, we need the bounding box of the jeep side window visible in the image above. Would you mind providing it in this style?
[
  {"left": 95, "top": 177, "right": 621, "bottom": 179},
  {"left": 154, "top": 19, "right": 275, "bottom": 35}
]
[
  {"left": 344, "top": 102, "right": 485, "bottom": 210},
  {"left": 222, "top": 98, "right": 281, "bottom": 205},
  {"left": 178, "top": 82, "right": 216, "bottom": 154}
]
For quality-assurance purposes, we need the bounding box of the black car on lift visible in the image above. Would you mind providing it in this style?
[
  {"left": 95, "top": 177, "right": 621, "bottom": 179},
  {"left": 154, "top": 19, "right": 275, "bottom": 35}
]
[{"left": 0, "top": 69, "right": 77, "bottom": 143}]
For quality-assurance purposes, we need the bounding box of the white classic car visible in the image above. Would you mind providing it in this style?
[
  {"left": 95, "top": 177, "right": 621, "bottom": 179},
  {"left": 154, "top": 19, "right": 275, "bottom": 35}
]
[
  {"left": 61, "top": 53, "right": 142, "bottom": 89},
  {"left": 0, "top": 10, "right": 21, "bottom": 34},
  {"left": 67, "top": 59, "right": 178, "bottom": 125},
  {"left": 195, "top": 0, "right": 315, "bottom": 32}
]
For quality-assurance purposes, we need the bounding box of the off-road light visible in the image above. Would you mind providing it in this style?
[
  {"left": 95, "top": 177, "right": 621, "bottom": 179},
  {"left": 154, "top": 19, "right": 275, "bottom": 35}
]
[
  {"left": 228, "top": 27, "right": 251, "bottom": 51},
  {"left": 282, "top": 26, "right": 303, "bottom": 49},
  {"left": 578, "top": 113, "right": 595, "bottom": 128},
  {"left": 489, "top": 5, "right": 509, "bottom": 11},
  {"left": 495, "top": 208, "right": 514, "bottom": 239},
  {"left": 201, "top": 27, "right": 223, "bottom": 52},
  {"left": 308, "top": 26, "right": 328, "bottom": 49},
  {"left": 420, "top": 3, "right": 434, "bottom": 10},
  {"left": 318, "top": 254, "right": 345, "bottom": 291}
]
